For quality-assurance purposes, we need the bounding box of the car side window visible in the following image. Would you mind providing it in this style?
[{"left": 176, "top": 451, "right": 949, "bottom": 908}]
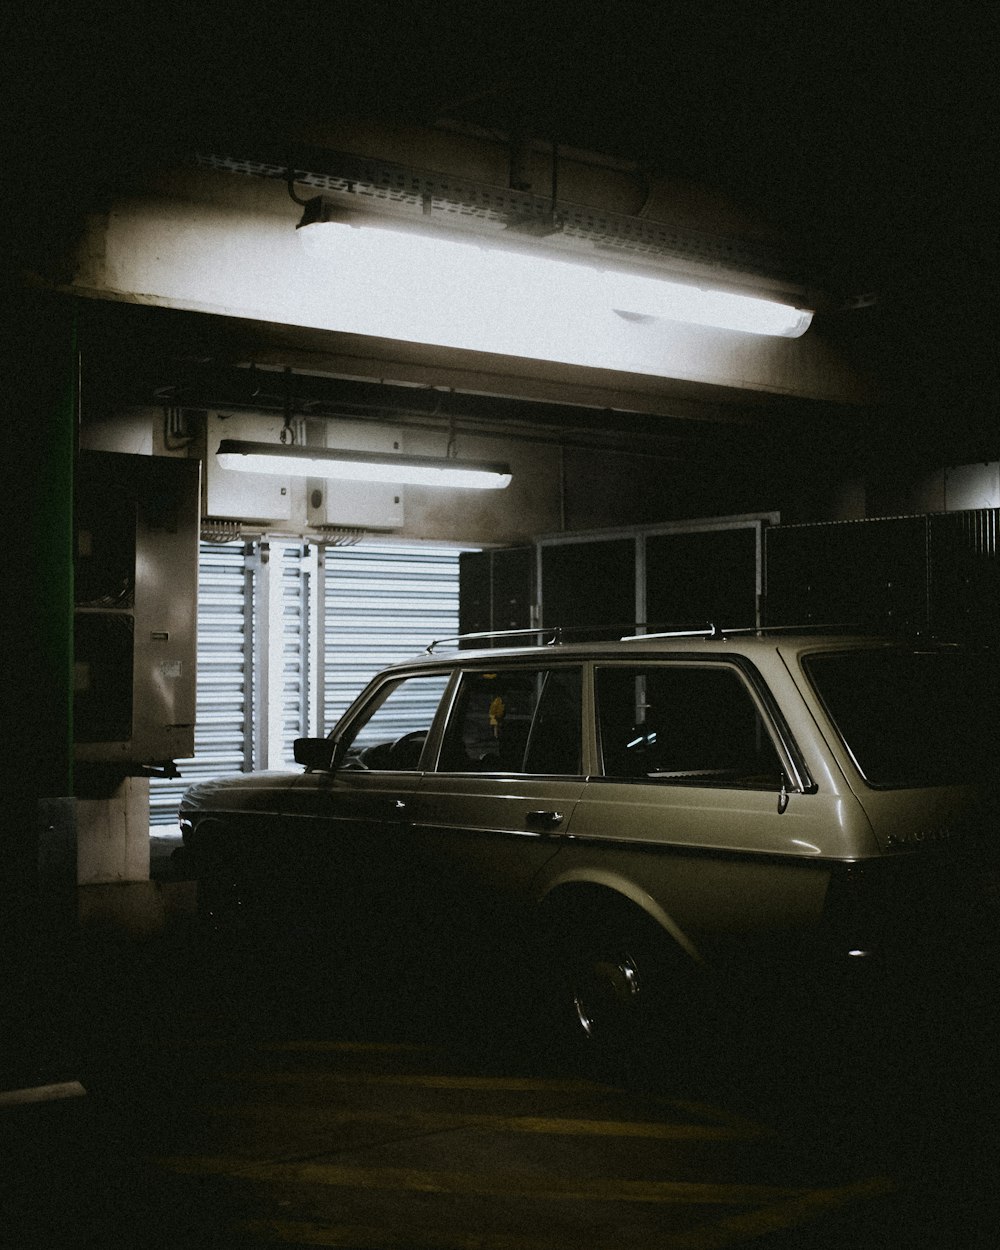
[
  {"left": 340, "top": 673, "right": 450, "bottom": 770},
  {"left": 438, "top": 667, "right": 582, "bottom": 775},
  {"left": 596, "top": 663, "right": 783, "bottom": 788}
]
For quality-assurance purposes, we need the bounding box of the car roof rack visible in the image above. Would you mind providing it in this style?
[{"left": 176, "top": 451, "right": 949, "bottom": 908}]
[
  {"left": 620, "top": 624, "right": 720, "bottom": 641},
  {"left": 622, "top": 622, "right": 876, "bottom": 641},
  {"left": 425, "top": 622, "right": 723, "bottom": 653},
  {"left": 424, "top": 621, "right": 883, "bottom": 654},
  {"left": 425, "top": 628, "right": 563, "bottom": 653}
]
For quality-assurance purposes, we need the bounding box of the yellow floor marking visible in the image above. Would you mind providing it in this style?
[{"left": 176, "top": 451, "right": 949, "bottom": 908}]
[
  {"left": 663, "top": 1099, "right": 774, "bottom": 1141},
  {"left": 0, "top": 1080, "right": 87, "bottom": 1108},
  {"left": 158, "top": 1156, "right": 808, "bottom": 1205},
  {"left": 255, "top": 1040, "right": 436, "bottom": 1054},
  {"left": 242, "top": 1223, "right": 584, "bottom": 1249},
  {"left": 240, "top": 1179, "right": 893, "bottom": 1250},
  {"left": 665, "top": 1175, "right": 895, "bottom": 1250},
  {"left": 204, "top": 1105, "right": 767, "bottom": 1141},
  {"left": 167, "top": 1038, "right": 435, "bottom": 1053},
  {"left": 225, "top": 1070, "right": 604, "bottom": 1093}
]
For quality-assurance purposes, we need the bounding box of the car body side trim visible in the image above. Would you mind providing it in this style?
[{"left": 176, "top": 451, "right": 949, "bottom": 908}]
[{"left": 412, "top": 820, "right": 860, "bottom": 867}]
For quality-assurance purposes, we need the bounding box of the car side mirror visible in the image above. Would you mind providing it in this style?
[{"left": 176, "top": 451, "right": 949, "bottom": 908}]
[{"left": 293, "top": 737, "right": 344, "bottom": 771}]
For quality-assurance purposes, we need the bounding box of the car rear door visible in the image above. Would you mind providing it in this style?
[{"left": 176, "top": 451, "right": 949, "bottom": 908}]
[
  {"left": 552, "top": 659, "right": 839, "bottom": 967},
  {"left": 409, "top": 663, "right": 587, "bottom": 943}
]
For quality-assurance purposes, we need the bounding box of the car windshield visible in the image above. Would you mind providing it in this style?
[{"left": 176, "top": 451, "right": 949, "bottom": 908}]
[{"left": 803, "top": 646, "right": 999, "bottom": 788}]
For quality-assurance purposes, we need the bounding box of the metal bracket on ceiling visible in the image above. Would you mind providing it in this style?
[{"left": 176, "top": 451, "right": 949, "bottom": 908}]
[
  {"left": 196, "top": 147, "right": 805, "bottom": 288},
  {"left": 842, "top": 291, "right": 880, "bottom": 311}
]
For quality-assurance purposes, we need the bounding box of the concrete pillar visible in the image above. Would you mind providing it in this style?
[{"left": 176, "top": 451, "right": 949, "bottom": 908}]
[{"left": 76, "top": 777, "right": 151, "bottom": 885}]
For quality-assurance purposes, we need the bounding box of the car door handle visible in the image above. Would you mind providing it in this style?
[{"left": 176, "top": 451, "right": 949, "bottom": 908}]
[{"left": 526, "top": 809, "right": 564, "bottom": 829}]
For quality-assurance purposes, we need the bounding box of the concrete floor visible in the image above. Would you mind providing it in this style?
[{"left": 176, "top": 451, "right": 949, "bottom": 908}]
[{"left": 3, "top": 843, "right": 999, "bottom": 1249}]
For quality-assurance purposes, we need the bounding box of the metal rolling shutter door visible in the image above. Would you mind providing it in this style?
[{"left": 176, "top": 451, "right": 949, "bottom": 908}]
[
  {"left": 151, "top": 540, "right": 467, "bottom": 825},
  {"left": 279, "top": 543, "right": 313, "bottom": 767},
  {"left": 321, "top": 543, "right": 464, "bottom": 735},
  {"left": 149, "top": 540, "right": 252, "bottom": 826}
]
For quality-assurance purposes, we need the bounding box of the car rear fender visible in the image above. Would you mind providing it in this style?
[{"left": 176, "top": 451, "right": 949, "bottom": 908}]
[{"left": 536, "top": 868, "right": 703, "bottom": 965}]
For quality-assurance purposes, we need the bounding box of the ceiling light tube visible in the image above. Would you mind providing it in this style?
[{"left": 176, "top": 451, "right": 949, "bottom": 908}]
[
  {"left": 296, "top": 197, "right": 813, "bottom": 338},
  {"left": 604, "top": 271, "right": 813, "bottom": 337},
  {"left": 216, "top": 440, "right": 512, "bottom": 490}
]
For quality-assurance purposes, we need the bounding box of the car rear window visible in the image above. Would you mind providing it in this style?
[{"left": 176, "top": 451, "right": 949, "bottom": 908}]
[
  {"left": 803, "top": 647, "right": 999, "bottom": 788},
  {"left": 595, "top": 663, "right": 784, "bottom": 788}
]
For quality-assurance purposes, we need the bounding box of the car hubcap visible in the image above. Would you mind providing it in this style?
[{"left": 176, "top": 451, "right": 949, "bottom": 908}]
[{"left": 573, "top": 951, "right": 641, "bottom": 1040}]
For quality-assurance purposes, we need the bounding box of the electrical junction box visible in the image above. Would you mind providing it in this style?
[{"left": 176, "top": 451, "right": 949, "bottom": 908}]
[
  {"left": 74, "top": 451, "right": 200, "bottom": 767},
  {"left": 944, "top": 462, "right": 1000, "bottom": 511},
  {"left": 306, "top": 420, "right": 405, "bottom": 530},
  {"left": 204, "top": 412, "right": 294, "bottom": 521}
]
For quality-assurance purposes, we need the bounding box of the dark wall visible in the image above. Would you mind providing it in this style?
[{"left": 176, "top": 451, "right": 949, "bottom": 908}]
[{"left": 1, "top": 293, "right": 77, "bottom": 892}]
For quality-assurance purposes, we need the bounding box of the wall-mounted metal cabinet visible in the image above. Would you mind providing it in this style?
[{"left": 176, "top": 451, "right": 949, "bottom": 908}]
[
  {"left": 459, "top": 547, "right": 535, "bottom": 641},
  {"left": 540, "top": 537, "right": 636, "bottom": 639},
  {"left": 764, "top": 516, "right": 928, "bottom": 635},
  {"left": 458, "top": 517, "right": 773, "bottom": 643},
  {"left": 764, "top": 509, "right": 999, "bottom": 642},
  {"left": 203, "top": 413, "right": 294, "bottom": 522},
  {"left": 74, "top": 451, "right": 200, "bottom": 768},
  {"left": 929, "top": 510, "right": 1000, "bottom": 640},
  {"left": 537, "top": 515, "right": 775, "bottom": 638},
  {"left": 644, "top": 527, "right": 760, "bottom": 630},
  {"left": 306, "top": 420, "right": 405, "bottom": 531}
]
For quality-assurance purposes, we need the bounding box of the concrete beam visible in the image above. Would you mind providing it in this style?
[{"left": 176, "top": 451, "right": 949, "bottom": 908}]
[{"left": 67, "top": 166, "right": 871, "bottom": 411}]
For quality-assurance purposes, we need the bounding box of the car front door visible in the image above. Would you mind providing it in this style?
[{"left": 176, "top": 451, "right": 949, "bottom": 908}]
[{"left": 279, "top": 669, "right": 452, "bottom": 931}]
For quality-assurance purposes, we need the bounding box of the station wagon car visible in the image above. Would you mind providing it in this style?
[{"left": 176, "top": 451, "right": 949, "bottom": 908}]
[{"left": 179, "top": 628, "right": 999, "bottom": 1055}]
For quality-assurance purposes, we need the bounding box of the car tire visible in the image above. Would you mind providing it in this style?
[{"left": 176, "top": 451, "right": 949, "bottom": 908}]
[
  {"left": 190, "top": 820, "right": 255, "bottom": 947},
  {"left": 546, "top": 899, "right": 694, "bottom": 1084},
  {"left": 196, "top": 874, "right": 247, "bottom": 936}
]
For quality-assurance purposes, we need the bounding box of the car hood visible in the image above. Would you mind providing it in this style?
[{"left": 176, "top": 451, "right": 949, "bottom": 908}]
[{"left": 179, "top": 770, "right": 301, "bottom": 814}]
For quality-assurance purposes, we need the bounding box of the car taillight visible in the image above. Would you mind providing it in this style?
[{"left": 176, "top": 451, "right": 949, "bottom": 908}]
[{"left": 821, "top": 859, "right": 888, "bottom": 964}]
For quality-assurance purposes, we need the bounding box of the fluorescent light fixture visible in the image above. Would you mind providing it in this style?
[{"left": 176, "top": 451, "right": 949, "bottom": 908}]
[
  {"left": 297, "top": 197, "right": 813, "bottom": 338},
  {"left": 604, "top": 270, "right": 813, "bottom": 338},
  {"left": 216, "top": 439, "right": 512, "bottom": 490}
]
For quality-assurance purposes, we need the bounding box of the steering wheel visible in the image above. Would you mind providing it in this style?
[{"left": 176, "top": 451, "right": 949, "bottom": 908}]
[
  {"left": 389, "top": 730, "right": 427, "bottom": 766},
  {"left": 350, "top": 731, "right": 427, "bottom": 770}
]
